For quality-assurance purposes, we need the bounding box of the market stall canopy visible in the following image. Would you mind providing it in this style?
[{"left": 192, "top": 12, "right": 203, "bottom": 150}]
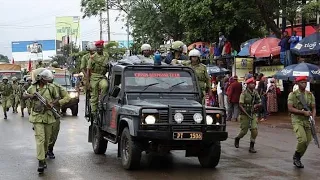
[
  {"left": 238, "top": 38, "right": 260, "bottom": 57},
  {"left": 206, "top": 65, "right": 230, "bottom": 75},
  {"left": 286, "top": 25, "right": 316, "bottom": 37},
  {"left": 291, "top": 32, "right": 320, "bottom": 55},
  {"left": 188, "top": 42, "right": 210, "bottom": 50},
  {"left": 274, "top": 62, "right": 320, "bottom": 81},
  {"left": 249, "top": 37, "right": 281, "bottom": 58}
]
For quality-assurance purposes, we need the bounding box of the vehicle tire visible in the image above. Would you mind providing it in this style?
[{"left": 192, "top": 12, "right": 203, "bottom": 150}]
[
  {"left": 92, "top": 124, "right": 108, "bottom": 154},
  {"left": 198, "top": 141, "right": 221, "bottom": 168},
  {"left": 72, "top": 104, "right": 79, "bottom": 116},
  {"left": 120, "top": 127, "right": 142, "bottom": 170}
]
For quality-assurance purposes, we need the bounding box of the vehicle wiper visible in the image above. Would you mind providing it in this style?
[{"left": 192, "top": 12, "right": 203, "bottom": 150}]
[
  {"left": 142, "top": 82, "right": 160, "bottom": 91},
  {"left": 169, "top": 81, "right": 186, "bottom": 92}
]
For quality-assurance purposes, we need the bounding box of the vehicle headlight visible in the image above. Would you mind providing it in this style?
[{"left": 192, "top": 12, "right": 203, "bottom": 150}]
[
  {"left": 145, "top": 115, "right": 156, "bottom": 124},
  {"left": 193, "top": 113, "right": 203, "bottom": 124},
  {"left": 69, "top": 92, "right": 78, "bottom": 98},
  {"left": 206, "top": 115, "right": 213, "bottom": 125},
  {"left": 174, "top": 113, "right": 184, "bottom": 124}
]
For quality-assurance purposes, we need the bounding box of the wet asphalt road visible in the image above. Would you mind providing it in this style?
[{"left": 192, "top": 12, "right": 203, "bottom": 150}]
[{"left": 0, "top": 96, "right": 320, "bottom": 180}]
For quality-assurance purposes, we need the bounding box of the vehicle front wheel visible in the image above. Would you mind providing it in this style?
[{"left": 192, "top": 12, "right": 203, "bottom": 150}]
[
  {"left": 198, "top": 141, "right": 221, "bottom": 168},
  {"left": 120, "top": 127, "right": 142, "bottom": 170},
  {"left": 92, "top": 124, "right": 108, "bottom": 154}
]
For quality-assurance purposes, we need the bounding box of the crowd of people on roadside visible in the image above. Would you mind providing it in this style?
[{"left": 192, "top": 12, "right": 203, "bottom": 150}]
[{"left": 208, "top": 72, "right": 279, "bottom": 122}]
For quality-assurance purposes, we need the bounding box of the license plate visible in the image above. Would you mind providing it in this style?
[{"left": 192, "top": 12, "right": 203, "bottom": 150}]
[{"left": 173, "top": 132, "right": 203, "bottom": 140}]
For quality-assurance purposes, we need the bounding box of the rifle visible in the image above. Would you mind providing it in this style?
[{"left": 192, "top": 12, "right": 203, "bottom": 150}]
[
  {"left": 249, "top": 92, "right": 256, "bottom": 129},
  {"left": 34, "top": 92, "right": 61, "bottom": 119},
  {"left": 298, "top": 94, "right": 320, "bottom": 148}
]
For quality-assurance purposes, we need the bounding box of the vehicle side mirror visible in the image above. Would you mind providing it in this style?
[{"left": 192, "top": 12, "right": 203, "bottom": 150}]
[{"left": 111, "top": 86, "right": 120, "bottom": 97}]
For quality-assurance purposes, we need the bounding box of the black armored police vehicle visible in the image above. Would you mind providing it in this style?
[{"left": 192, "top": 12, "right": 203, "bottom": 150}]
[{"left": 85, "top": 56, "right": 228, "bottom": 170}]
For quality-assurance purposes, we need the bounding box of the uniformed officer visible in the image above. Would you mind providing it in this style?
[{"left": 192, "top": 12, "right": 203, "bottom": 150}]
[
  {"left": 51, "top": 61, "right": 59, "bottom": 68},
  {"left": 18, "top": 79, "right": 26, "bottom": 117},
  {"left": 87, "top": 40, "right": 109, "bottom": 114},
  {"left": 288, "top": 76, "right": 316, "bottom": 168},
  {"left": 234, "top": 77, "right": 261, "bottom": 153},
  {"left": 21, "top": 77, "right": 33, "bottom": 117},
  {"left": 23, "top": 69, "right": 60, "bottom": 173},
  {"left": 175, "top": 49, "right": 212, "bottom": 104},
  {"left": 36, "top": 60, "right": 46, "bottom": 69},
  {"left": 47, "top": 71, "right": 71, "bottom": 159},
  {"left": 81, "top": 42, "right": 96, "bottom": 81},
  {"left": 11, "top": 77, "right": 20, "bottom": 113},
  {"left": 140, "top": 44, "right": 152, "bottom": 58},
  {"left": 0, "top": 76, "right": 13, "bottom": 119},
  {"left": 164, "top": 41, "right": 188, "bottom": 64}
]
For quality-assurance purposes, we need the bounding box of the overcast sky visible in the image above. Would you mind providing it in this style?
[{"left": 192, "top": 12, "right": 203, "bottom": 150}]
[{"left": 0, "top": 0, "right": 129, "bottom": 58}]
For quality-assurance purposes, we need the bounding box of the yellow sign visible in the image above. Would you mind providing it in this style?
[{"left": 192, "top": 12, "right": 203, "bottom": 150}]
[
  {"left": 235, "top": 57, "right": 254, "bottom": 82},
  {"left": 55, "top": 16, "right": 80, "bottom": 43},
  {"left": 255, "top": 65, "right": 284, "bottom": 77}
]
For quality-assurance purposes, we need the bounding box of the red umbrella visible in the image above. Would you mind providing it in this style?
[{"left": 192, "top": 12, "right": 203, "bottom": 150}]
[{"left": 250, "top": 37, "right": 281, "bottom": 58}]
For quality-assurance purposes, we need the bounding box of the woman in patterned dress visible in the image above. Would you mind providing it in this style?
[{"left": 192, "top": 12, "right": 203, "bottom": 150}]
[{"left": 267, "top": 78, "right": 278, "bottom": 114}]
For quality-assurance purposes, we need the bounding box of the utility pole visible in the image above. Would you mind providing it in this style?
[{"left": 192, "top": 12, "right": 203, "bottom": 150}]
[
  {"left": 99, "top": 10, "right": 103, "bottom": 40},
  {"left": 302, "top": 0, "right": 306, "bottom": 38},
  {"left": 127, "top": 0, "right": 131, "bottom": 49},
  {"left": 106, "top": 0, "right": 111, "bottom": 42}
]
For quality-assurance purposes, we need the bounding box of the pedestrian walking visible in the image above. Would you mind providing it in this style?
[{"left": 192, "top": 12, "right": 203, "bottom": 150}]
[
  {"left": 287, "top": 76, "right": 316, "bottom": 168},
  {"left": 234, "top": 77, "right": 261, "bottom": 153},
  {"left": 23, "top": 68, "right": 60, "bottom": 173},
  {"left": 0, "top": 76, "right": 13, "bottom": 119}
]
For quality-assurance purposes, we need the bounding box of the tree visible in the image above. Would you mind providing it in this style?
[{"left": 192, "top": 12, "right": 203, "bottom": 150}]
[
  {"left": 0, "top": 54, "right": 9, "bottom": 63},
  {"left": 301, "top": 1, "right": 320, "bottom": 21}
]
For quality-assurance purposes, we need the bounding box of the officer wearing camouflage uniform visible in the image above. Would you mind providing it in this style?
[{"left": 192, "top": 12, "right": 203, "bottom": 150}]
[
  {"left": 47, "top": 71, "right": 71, "bottom": 159},
  {"left": 51, "top": 61, "right": 59, "bottom": 68},
  {"left": 0, "top": 76, "right": 13, "bottom": 119},
  {"left": 87, "top": 40, "right": 109, "bottom": 113},
  {"left": 23, "top": 68, "right": 60, "bottom": 173},
  {"left": 164, "top": 41, "right": 188, "bottom": 64},
  {"left": 36, "top": 60, "right": 46, "bottom": 69},
  {"left": 18, "top": 79, "right": 26, "bottom": 117},
  {"left": 21, "top": 77, "right": 33, "bottom": 117},
  {"left": 183, "top": 49, "right": 212, "bottom": 104},
  {"left": 234, "top": 77, "right": 261, "bottom": 153},
  {"left": 11, "top": 77, "right": 20, "bottom": 113},
  {"left": 81, "top": 42, "right": 96, "bottom": 93},
  {"left": 288, "top": 76, "right": 316, "bottom": 168}
]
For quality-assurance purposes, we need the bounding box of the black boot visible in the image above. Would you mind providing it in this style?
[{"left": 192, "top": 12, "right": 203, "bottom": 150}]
[
  {"left": 47, "top": 148, "right": 55, "bottom": 159},
  {"left": 249, "top": 142, "right": 257, "bottom": 153},
  {"left": 37, "top": 160, "right": 45, "bottom": 173},
  {"left": 21, "top": 109, "right": 24, "bottom": 117},
  {"left": 4, "top": 113, "right": 7, "bottom": 120},
  {"left": 234, "top": 137, "right": 240, "bottom": 148},
  {"left": 293, "top": 151, "right": 304, "bottom": 168}
]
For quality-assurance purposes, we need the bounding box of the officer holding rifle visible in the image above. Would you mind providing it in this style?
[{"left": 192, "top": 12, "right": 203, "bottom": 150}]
[
  {"left": 288, "top": 76, "right": 317, "bottom": 168},
  {"left": 23, "top": 68, "right": 60, "bottom": 174},
  {"left": 234, "top": 77, "right": 261, "bottom": 153}
]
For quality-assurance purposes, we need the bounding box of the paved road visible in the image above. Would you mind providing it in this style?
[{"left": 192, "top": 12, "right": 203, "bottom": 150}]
[{"left": 0, "top": 96, "right": 320, "bottom": 180}]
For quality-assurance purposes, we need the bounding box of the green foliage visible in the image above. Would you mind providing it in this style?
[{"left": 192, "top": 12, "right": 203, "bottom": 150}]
[
  {"left": 80, "top": 0, "right": 303, "bottom": 50},
  {"left": 0, "top": 54, "right": 9, "bottom": 63},
  {"left": 301, "top": 1, "right": 320, "bottom": 20}
]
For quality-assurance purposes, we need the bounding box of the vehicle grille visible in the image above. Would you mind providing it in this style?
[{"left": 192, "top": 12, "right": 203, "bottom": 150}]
[{"left": 158, "top": 109, "right": 203, "bottom": 124}]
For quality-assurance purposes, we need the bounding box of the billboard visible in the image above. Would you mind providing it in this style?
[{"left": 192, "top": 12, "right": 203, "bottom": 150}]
[
  {"left": 234, "top": 57, "right": 254, "bottom": 82},
  {"left": 56, "top": 16, "right": 80, "bottom": 47},
  {"left": 11, "top": 40, "right": 56, "bottom": 61},
  {"left": 117, "top": 40, "right": 133, "bottom": 48}
]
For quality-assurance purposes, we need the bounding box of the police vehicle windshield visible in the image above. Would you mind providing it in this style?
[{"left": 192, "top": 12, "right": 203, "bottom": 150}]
[
  {"left": 53, "top": 74, "right": 71, "bottom": 86},
  {"left": 124, "top": 70, "right": 196, "bottom": 92}
]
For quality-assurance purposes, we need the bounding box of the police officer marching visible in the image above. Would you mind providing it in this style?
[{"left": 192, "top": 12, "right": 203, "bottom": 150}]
[
  {"left": 288, "top": 76, "right": 316, "bottom": 168},
  {"left": 47, "top": 71, "right": 71, "bottom": 159},
  {"left": 21, "top": 77, "right": 33, "bottom": 117},
  {"left": 11, "top": 77, "right": 20, "bottom": 113},
  {"left": 23, "top": 68, "right": 60, "bottom": 173},
  {"left": 87, "top": 40, "right": 109, "bottom": 116},
  {"left": 234, "top": 77, "right": 261, "bottom": 153},
  {"left": 0, "top": 76, "right": 13, "bottom": 119}
]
